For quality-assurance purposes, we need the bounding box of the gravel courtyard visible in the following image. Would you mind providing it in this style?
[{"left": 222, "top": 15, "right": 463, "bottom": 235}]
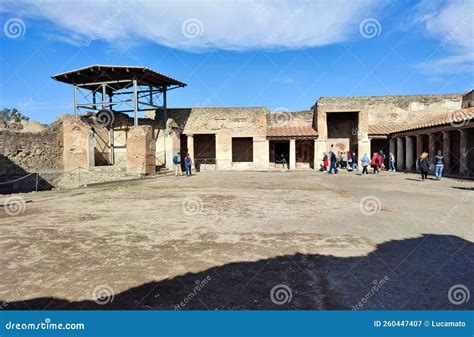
[{"left": 1, "top": 171, "right": 473, "bottom": 310}]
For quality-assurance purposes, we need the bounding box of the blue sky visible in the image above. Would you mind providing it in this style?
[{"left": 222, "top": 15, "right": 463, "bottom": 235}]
[{"left": 0, "top": 0, "right": 473, "bottom": 124}]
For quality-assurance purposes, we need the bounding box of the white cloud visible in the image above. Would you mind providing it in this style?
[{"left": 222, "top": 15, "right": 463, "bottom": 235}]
[
  {"left": 412, "top": 0, "right": 474, "bottom": 74},
  {"left": 3, "top": 0, "right": 384, "bottom": 51}
]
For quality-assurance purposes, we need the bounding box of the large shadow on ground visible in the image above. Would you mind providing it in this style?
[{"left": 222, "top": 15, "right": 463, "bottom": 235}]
[
  {"left": 3, "top": 235, "right": 473, "bottom": 310},
  {"left": 0, "top": 155, "right": 53, "bottom": 194}
]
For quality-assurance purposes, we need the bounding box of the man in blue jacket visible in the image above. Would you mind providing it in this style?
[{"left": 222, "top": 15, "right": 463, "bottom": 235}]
[
  {"left": 173, "top": 152, "right": 181, "bottom": 176},
  {"left": 328, "top": 151, "right": 338, "bottom": 174}
]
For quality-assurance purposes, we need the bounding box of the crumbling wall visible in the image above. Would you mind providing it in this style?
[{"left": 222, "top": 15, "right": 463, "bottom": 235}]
[
  {"left": 0, "top": 120, "right": 63, "bottom": 193},
  {"left": 0, "top": 120, "right": 63, "bottom": 175}
]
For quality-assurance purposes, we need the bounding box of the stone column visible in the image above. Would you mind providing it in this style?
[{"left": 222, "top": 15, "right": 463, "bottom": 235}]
[
  {"left": 313, "top": 139, "right": 319, "bottom": 170},
  {"left": 459, "top": 129, "right": 468, "bottom": 175},
  {"left": 428, "top": 133, "right": 436, "bottom": 172},
  {"left": 396, "top": 137, "right": 405, "bottom": 171},
  {"left": 389, "top": 138, "right": 396, "bottom": 158},
  {"left": 289, "top": 139, "right": 296, "bottom": 170},
  {"left": 405, "top": 136, "right": 414, "bottom": 171},
  {"left": 357, "top": 110, "right": 370, "bottom": 165},
  {"left": 415, "top": 135, "right": 423, "bottom": 170},
  {"left": 165, "top": 130, "right": 180, "bottom": 170},
  {"left": 265, "top": 139, "right": 270, "bottom": 170},
  {"left": 253, "top": 136, "right": 268, "bottom": 170},
  {"left": 442, "top": 131, "right": 451, "bottom": 174},
  {"left": 126, "top": 125, "right": 155, "bottom": 175},
  {"left": 187, "top": 134, "right": 195, "bottom": 168},
  {"left": 215, "top": 133, "right": 232, "bottom": 170},
  {"left": 315, "top": 110, "right": 328, "bottom": 170}
]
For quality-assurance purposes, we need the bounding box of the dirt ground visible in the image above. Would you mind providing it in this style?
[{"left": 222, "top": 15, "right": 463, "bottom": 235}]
[{"left": 1, "top": 170, "right": 473, "bottom": 310}]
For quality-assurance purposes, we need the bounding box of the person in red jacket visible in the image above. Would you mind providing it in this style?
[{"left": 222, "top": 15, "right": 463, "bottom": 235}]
[
  {"left": 377, "top": 152, "right": 383, "bottom": 172},
  {"left": 371, "top": 153, "right": 379, "bottom": 174}
]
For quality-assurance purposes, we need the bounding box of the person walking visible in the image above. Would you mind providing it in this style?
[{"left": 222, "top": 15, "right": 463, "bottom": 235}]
[
  {"left": 184, "top": 153, "right": 193, "bottom": 176},
  {"left": 347, "top": 152, "right": 353, "bottom": 170},
  {"left": 389, "top": 152, "right": 396, "bottom": 172},
  {"left": 418, "top": 152, "right": 429, "bottom": 181},
  {"left": 379, "top": 150, "right": 387, "bottom": 171},
  {"left": 172, "top": 152, "right": 182, "bottom": 176},
  {"left": 361, "top": 153, "right": 370, "bottom": 175},
  {"left": 322, "top": 152, "right": 328, "bottom": 172},
  {"left": 371, "top": 153, "right": 379, "bottom": 174},
  {"left": 342, "top": 152, "right": 348, "bottom": 169},
  {"left": 377, "top": 152, "right": 383, "bottom": 172},
  {"left": 352, "top": 152, "right": 358, "bottom": 171},
  {"left": 434, "top": 150, "right": 444, "bottom": 180},
  {"left": 328, "top": 151, "right": 338, "bottom": 174}
]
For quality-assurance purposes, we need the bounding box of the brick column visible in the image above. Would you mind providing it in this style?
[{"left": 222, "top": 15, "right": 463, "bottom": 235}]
[
  {"left": 289, "top": 139, "right": 296, "bottom": 170},
  {"left": 405, "top": 136, "right": 414, "bottom": 171},
  {"left": 62, "top": 116, "right": 93, "bottom": 170},
  {"left": 126, "top": 125, "right": 155, "bottom": 175},
  {"left": 396, "top": 137, "right": 405, "bottom": 171},
  {"left": 459, "top": 129, "right": 468, "bottom": 175},
  {"left": 442, "top": 131, "right": 451, "bottom": 174}
]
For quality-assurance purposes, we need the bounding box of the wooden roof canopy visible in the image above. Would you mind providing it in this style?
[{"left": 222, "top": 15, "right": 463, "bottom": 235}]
[{"left": 51, "top": 64, "right": 187, "bottom": 91}]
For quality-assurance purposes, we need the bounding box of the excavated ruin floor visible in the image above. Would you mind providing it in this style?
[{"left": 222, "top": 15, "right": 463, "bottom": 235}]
[{"left": 1, "top": 170, "right": 473, "bottom": 310}]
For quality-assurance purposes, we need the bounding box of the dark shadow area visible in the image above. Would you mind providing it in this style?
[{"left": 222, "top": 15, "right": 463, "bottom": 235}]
[
  {"left": 405, "top": 177, "right": 436, "bottom": 182},
  {"left": 0, "top": 155, "right": 53, "bottom": 194},
  {"left": 452, "top": 186, "right": 474, "bottom": 191},
  {"left": 3, "top": 235, "right": 473, "bottom": 310}
]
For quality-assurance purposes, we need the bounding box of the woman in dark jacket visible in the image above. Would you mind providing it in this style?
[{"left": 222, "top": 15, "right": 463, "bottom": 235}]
[{"left": 418, "top": 152, "right": 429, "bottom": 181}]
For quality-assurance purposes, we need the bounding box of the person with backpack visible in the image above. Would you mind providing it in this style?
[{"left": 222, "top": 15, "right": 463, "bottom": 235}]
[
  {"left": 172, "top": 152, "right": 182, "bottom": 176},
  {"left": 184, "top": 153, "right": 193, "bottom": 176},
  {"left": 434, "top": 150, "right": 444, "bottom": 180},
  {"left": 361, "top": 153, "right": 370, "bottom": 175},
  {"left": 418, "top": 152, "right": 429, "bottom": 181}
]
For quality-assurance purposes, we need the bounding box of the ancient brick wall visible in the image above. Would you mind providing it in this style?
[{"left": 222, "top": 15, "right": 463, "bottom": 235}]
[
  {"left": 0, "top": 120, "right": 63, "bottom": 175},
  {"left": 317, "top": 94, "right": 463, "bottom": 126}
]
